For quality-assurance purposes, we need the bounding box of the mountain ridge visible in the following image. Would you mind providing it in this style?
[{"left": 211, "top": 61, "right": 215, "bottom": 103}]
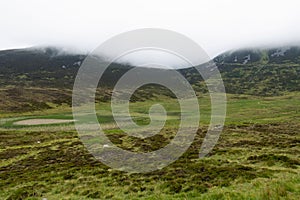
[{"left": 0, "top": 45, "right": 299, "bottom": 112}]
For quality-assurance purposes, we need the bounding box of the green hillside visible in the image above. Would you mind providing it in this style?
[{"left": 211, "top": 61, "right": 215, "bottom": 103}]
[
  {"left": 0, "top": 46, "right": 300, "bottom": 113},
  {"left": 0, "top": 46, "right": 299, "bottom": 199}
]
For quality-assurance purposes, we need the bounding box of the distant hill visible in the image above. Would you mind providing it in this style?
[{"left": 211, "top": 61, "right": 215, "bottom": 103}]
[
  {"left": 0, "top": 46, "right": 299, "bottom": 112},
  {"left": 214, "top": 46, "right": 300, "bottom": 64},
  {"left": 214, "top": 47, "right": 300, "bottom": 95},
  {"left": 0, "top": 47, "right": 83, "bottom": 88}
]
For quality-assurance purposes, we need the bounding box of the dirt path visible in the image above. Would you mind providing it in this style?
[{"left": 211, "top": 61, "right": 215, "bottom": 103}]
[{"left": 14, "top": 119, "right": 75, "bottom": 125}]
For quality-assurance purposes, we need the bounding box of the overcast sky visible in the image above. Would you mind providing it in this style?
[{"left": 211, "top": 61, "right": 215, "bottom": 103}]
[{"left": 0, "top": 0, "right": 300, "bottom": 58}]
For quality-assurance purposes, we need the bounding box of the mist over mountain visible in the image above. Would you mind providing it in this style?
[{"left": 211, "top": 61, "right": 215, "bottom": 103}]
[
  {"left": 0, "top": 45, "right": 299, "bottom": 112},
  {"left": 214, "top": 46, "right": 300, "bottom": 95}
]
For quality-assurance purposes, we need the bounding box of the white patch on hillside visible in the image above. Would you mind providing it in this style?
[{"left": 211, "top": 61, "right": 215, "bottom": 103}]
[
  {"left": 271, "top": 47, "right": 290, "bottom": 57},
  {"left": 234, "top": 56, "right": 238, "bottom": 62},
  {"left": 243, "top": 54, "right": 251, "bottom": 64},
  {"left": 73, "top": 61, "right": 82, "bottom": 66}
]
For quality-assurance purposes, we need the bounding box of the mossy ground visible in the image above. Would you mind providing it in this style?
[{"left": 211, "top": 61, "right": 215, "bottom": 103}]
[{"left": 0, "top": 94, "right": 299, "bottom": 199}]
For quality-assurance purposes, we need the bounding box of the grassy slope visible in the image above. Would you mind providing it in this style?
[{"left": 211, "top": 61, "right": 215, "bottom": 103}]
[{"left": 0, "top": 93, "right": 299, "bottom": 199}]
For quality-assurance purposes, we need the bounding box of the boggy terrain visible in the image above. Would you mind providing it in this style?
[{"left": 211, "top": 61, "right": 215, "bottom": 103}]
[
  {"left": 0, "top": 93, "right": 299, "bottom": 199},
  {"left": 0, "top": 46, "right": 299, "bottom": 199}
]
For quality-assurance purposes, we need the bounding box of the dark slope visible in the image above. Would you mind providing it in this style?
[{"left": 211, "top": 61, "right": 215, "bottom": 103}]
[
  {"left": 0, "top": 47, "right": 134, "bottom": 88},
  {"left": 213, "top": 47, "right": 300, "bottom": 95},
  {"left": 0, "top": 46, "right": 299, "bottom": 112}
]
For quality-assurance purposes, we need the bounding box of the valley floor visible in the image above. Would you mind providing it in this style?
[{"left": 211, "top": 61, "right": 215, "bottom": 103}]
[{"left": 0, "top": 93, "right": 299, "bottom": 200}]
